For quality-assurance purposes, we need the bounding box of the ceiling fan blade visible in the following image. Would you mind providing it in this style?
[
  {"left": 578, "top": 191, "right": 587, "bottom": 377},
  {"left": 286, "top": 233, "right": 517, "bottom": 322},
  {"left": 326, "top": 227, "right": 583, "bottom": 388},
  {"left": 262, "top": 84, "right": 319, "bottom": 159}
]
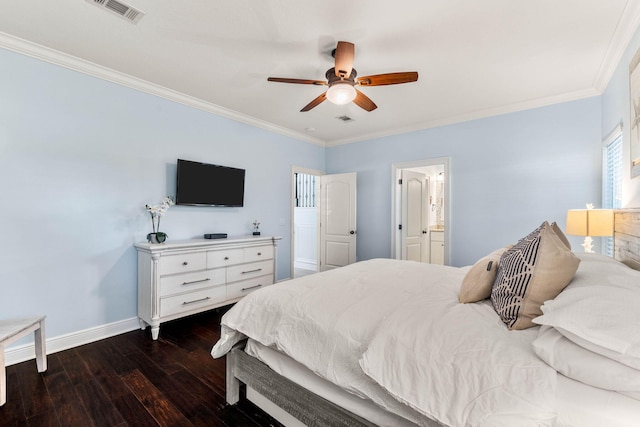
[
  {"left": 334, "top": 41, "right": 355, "bottom": 78},
  {"left": 356, "top": 72, "right": 418, "bottom": 86},
  {"left": 300, "top": 92, "right": 327, "bottom": 112},
  {"left": 268, "top": 77, "right": 327, "bottom": 85},
  {"left": 353, "top": 89, "right": 377, "bottom": 112}
]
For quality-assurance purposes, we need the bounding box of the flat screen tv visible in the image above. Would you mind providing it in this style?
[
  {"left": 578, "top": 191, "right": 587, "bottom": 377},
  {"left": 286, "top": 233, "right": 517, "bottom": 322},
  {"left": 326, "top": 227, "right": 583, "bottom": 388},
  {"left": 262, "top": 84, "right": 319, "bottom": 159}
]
[{"left": 175, "top": 159, "right": 245, "bottom": 207}]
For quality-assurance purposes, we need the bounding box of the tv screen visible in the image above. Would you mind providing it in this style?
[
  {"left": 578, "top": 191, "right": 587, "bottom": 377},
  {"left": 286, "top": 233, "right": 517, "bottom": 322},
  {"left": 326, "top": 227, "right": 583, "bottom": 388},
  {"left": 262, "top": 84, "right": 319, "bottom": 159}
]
[{"left": 175, "top": 159, "right": 245, "bottom": 207}]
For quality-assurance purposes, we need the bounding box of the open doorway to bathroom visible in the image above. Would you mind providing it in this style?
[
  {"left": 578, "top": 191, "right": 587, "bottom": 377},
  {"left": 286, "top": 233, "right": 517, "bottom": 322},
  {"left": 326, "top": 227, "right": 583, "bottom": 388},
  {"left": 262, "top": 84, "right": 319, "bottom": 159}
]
[{"left": 391, "top": 157, "right": 450, "bottom": 265}]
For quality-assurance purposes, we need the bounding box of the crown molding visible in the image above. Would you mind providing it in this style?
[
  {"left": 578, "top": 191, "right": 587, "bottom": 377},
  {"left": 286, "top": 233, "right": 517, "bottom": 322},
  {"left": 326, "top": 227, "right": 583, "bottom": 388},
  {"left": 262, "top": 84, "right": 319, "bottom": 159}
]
[
  {"left": 326, "top": 87, "right": 600, "bottom": 147},
  {"left": 593, "top": 0, "right": 640, "bottom": 92},
  {"left": 329, "top": 2, "right": 640, "bottom": 148},
  {"left": 0, "top": 31, "right": 327, "bottom": 147},
  {"left": 3, "top": 2, "right": 640, "bottom": 151}
]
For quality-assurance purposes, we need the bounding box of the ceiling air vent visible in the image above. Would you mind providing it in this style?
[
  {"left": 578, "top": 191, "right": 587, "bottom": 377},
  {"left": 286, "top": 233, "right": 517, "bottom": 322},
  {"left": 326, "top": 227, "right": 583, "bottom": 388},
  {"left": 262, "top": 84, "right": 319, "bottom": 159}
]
[
  {"left": 337, "top": 115, "right": 354, "bottom": 123},
  {"left": 86, "top": 0, "right": 145, "bottom": 24}
]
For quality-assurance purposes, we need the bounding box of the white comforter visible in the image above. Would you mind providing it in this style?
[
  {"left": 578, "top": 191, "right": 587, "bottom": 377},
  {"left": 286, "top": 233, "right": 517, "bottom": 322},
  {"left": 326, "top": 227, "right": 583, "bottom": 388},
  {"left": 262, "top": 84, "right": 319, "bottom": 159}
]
[{"left": 211, "top": 259, "right": 557, "bottom": 427}]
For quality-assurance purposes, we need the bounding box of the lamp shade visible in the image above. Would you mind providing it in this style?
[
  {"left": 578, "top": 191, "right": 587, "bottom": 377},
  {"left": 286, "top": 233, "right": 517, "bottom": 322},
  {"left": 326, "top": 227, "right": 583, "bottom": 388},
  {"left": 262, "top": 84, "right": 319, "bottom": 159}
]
[
  {"left": 326, "top": 82, "right": 356, "bottom": 105},
  {"left": 566, "top": 209, "right": 614, "bottom": 237}
]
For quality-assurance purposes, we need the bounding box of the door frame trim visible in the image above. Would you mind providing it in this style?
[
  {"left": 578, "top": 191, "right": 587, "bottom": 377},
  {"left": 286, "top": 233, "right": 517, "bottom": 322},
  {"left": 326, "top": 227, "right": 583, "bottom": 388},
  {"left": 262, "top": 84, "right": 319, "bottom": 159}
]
[
  {"left": 391, "top": 157, "right": 450, "bottom": 265},
  {"left": 290, "top": 166, "right": 324, "bottom": 280}
]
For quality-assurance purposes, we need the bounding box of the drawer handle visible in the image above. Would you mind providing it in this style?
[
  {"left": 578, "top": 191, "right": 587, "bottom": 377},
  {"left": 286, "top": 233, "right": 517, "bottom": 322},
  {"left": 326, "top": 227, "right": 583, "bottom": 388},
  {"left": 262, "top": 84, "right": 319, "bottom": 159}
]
[
  {"left": 241, "top": 284, "right": 262, "bottom": 292},
  {"left": 182, "top": 261, "right": 189, "bottom": 266},
  {"left": 224, "top": 256, "right": 229, "bottom": 260},
  {"left": 257, "top": 252, "right": 262, "bottom": 256},
  {"left": 241, "top": 268, "right": 263, "bottom": 274},
  {"left": 182, "top": 278, "right": 211, "bottom": 286},
  {"left": 182, "top": 296, "right": 210, "bottom": 305}
]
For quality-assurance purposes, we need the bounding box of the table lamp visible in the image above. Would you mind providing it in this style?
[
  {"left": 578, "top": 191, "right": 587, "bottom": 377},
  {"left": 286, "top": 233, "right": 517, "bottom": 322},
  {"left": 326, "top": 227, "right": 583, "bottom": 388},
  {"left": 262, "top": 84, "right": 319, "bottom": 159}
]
[{"left": 566, "top": 209, "right": 614, "bottom": 253}]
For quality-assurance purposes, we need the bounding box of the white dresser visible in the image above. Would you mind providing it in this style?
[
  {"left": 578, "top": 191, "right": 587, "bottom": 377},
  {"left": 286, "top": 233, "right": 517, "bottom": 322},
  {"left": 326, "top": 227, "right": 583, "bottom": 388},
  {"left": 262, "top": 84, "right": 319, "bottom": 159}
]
[{"left": 135, "top": 236, "right": 280, "bottom": 340}]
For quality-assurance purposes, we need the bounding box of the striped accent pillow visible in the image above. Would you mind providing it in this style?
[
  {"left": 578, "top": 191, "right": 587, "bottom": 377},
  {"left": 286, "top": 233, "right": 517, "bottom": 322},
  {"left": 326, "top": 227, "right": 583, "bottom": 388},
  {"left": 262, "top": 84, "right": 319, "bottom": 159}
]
[{"left": 491, "top": 222, "right": 580, "bottom": 330}]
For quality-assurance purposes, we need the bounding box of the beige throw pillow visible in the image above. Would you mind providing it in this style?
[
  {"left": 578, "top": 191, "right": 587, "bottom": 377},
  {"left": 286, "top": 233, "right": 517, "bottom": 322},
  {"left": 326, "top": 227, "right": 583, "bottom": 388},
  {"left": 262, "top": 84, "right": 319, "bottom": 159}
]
[
  {"left": 459, "top": 246, "right": 512, "bottom": 303},
  {"left": 551, "top": 221, "right": 571, "bottom": 249},
  {"left": 490, "top": 221, "right": 580, "bottom": 330}
]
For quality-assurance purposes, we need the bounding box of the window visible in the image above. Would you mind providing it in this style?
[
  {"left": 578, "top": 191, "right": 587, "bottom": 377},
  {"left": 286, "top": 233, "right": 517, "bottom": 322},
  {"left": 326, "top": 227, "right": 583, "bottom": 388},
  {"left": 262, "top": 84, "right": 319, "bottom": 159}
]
[
  {"left": 295, "top": 173, "right": 317, "bottom": 207},
  {"left": 602, "top": 126, "right": 623, "bottom": 256}
]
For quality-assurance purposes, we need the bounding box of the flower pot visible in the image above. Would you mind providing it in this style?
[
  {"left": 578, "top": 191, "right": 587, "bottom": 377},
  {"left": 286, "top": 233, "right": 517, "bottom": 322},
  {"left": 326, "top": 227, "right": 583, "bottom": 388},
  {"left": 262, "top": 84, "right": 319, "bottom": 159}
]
[{"left": 147, "top": 232, "right": 168, "bottom": 244}]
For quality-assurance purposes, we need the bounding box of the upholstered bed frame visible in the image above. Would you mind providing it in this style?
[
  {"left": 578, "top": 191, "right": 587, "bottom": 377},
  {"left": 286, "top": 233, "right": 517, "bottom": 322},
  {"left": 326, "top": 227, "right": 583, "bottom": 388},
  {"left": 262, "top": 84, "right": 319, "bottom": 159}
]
[{"left": 224, "top": 209, "right": 640, "bottom": 427}]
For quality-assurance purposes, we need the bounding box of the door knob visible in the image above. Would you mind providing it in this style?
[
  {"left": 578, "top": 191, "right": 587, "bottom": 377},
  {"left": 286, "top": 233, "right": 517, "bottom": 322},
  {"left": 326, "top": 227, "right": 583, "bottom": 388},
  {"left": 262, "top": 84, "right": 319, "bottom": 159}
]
[{"left": 350, "top": 230, "right": 356, "bottom": 235}]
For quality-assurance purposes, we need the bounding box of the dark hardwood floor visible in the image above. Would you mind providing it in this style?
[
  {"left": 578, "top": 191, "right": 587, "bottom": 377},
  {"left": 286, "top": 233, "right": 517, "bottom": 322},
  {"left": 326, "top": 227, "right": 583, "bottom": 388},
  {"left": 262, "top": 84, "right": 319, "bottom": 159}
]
[{"left": 1, "top": 307, "right": 284, "bottom": 427}]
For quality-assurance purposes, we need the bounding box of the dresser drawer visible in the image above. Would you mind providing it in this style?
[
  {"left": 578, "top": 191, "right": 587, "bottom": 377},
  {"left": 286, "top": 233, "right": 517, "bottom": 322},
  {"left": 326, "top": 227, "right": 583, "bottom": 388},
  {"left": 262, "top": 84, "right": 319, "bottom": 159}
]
[
  {"left": 159, "top": 268, "right": 225, "bottom": 297},
  {"left": 160, "top": 286, "right": 225, "bottom": 317},
  {"left": 226, "top": 275, "right": 274, "bottom": 301},
  {"left": 227, "top": 260, "right": 274, "bottom": 283},
  {"left": 160, "top": 252, "right": 207, "bottom": 275},
  {"left": 243, "top": 245, "right": 274, "bottom": 263},
  {"left": 207, "top": 248, "right": 243, "bottom": 268}
]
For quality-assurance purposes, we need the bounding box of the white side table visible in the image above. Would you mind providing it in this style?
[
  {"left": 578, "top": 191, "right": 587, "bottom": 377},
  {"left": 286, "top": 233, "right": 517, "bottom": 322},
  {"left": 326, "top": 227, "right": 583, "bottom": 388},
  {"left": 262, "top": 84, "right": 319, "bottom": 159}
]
[{"left": 0, "top": 316, "right": 47, "bottom": 406}]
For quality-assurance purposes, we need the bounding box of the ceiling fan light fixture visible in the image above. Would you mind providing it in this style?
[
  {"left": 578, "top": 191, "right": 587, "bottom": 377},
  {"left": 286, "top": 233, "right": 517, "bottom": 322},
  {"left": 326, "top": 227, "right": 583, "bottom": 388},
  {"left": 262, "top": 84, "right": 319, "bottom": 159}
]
[
  {"left": 326, "top": 82, "right": 356, "bottom": 105},
  {"left": 267, "top": 41, "right": 417, "bottom": 112}
]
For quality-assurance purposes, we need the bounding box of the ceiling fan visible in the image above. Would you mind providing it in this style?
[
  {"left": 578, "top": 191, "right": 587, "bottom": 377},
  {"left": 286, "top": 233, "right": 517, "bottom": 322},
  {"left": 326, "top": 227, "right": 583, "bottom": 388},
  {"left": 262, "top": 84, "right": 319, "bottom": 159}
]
[{"left": 267, "top": 41, "right": 418, "bottom": 112}]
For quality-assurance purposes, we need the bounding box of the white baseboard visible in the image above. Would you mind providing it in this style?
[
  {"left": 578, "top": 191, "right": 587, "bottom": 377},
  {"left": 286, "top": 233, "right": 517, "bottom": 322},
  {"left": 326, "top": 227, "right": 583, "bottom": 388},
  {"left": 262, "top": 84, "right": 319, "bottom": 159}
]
[
  {"left": 294, "top": 259, "right": 317, "bottom": 271},
  {"left": 4, "top": 317, "right": 141, "bottom": 367}
]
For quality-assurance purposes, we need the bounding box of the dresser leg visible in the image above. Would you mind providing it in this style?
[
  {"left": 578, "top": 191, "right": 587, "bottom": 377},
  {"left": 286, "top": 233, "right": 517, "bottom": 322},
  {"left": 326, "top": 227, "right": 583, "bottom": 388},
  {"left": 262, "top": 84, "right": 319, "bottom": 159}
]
[
  {"left": 151, "top": 326, "right": 160, "bottom": 340},
  {"left": 138, "top": 318, "right": 147, "bottom": 331},
  {"left": 34, "top": 320, "right": 47, "bottom": 372}
]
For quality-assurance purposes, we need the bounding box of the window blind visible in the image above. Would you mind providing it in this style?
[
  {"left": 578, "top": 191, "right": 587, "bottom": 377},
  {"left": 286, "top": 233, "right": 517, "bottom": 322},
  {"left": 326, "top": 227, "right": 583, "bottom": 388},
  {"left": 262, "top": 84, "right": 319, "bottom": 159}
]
[{"left": 603, "top": 131, "right": 622, "bottom": 256}]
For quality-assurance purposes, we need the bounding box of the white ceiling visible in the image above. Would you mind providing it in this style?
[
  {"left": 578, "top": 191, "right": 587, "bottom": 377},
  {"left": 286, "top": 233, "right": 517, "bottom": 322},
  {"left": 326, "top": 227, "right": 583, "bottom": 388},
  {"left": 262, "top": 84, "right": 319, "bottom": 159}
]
[{"left": 2, "top": 0, "right": 640, "bottom": 146}]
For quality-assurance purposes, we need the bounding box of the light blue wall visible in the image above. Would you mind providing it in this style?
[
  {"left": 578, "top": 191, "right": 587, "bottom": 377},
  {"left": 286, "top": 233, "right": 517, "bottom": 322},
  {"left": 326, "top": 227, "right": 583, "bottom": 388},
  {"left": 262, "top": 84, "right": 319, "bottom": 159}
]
[
  {"left": 327, "top": 98, "right": 603, "bottom": 266},
  {"left": 0, "top": 48, "right": 324, "bottom": 340}
]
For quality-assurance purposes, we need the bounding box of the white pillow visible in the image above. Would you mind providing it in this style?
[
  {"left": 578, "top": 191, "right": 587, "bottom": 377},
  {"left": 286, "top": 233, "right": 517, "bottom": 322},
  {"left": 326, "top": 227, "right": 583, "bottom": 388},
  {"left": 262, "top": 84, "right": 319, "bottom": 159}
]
[
  {"left": 533, "top": 256, "right": 640, "bottom": 358},
  {"left": 533, "top": 326, "right": 640, "bottom": 398},
  {"left": 556, "top": 327, "right": 640, "bottom": 370},
  {"left": 567, "top": 253, "right": 632, "bottom": 290},
  {"left": 574, "top": 252, "right": 625, "bottom": 265}
]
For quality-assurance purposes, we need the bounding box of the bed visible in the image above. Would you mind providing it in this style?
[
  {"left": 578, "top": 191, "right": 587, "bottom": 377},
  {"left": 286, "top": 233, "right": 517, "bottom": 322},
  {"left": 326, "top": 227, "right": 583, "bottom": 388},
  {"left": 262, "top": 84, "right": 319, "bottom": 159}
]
[{"left": 211, "top": 210, "right": 640, "bottom": 427}]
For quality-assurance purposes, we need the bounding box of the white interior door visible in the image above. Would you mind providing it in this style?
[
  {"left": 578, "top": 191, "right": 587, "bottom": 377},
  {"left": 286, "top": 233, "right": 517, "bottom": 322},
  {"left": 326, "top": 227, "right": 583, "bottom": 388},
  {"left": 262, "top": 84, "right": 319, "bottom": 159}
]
[
  {"left": 320, "top": 173, "right": 357, "bottom": 271},
  {"left": 401, "top": 170, "right": 428, "bottom": 262}
]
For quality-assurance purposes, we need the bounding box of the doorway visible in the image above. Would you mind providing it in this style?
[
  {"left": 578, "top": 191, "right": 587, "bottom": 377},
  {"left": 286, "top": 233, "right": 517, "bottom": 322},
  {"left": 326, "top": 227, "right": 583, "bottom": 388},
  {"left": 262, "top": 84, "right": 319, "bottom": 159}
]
[
  {"left": 290, "top": 168, "right": 358, "bottom": 279},
  {"left": 391, "top": 158, "right": 450, "bottom": 265},
  {"left": 291, "top": 167, "right": 322, "bottom": 279}
]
